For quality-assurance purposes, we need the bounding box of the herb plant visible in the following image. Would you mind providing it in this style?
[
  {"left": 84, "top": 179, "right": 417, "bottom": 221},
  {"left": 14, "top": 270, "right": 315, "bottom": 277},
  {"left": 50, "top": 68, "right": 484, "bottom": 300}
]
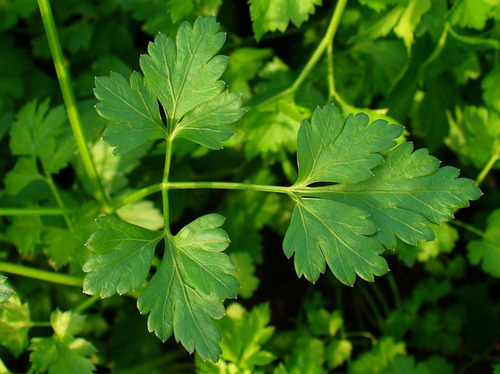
[{"left": 1, "top": 0, "right": 499, "bottom": 373}]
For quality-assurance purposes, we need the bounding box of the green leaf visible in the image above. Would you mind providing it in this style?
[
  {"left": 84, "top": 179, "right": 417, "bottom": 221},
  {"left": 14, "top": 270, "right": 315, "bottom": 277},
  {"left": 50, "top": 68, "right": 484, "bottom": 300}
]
[
  {"left": 91, "top": 133, "right": 150, "bottom": 194},
  {"left": 325, "top": 339, "right": 352, "bottom": 369},
  {"left": 137, "top": 214, "right": 238, "bottom": 362},
  {"left": 386, "top": 356, "right": 430, "bottom": 374},
  {"left": 323, "top": 143, "right": 481, "bottom": 247},
  {"left": 230, "top": 252, "right": 260, "bottom": 298},
  {"left": 482, "top": 66, "right": 500, "bottom": 112},
  {"left": 7, "top": 215, "right": 44, "bottom": 256},
  {"left": 394, "top": 0, "right": 431, "bottom": 52},
  {"left": 468, "top": 209, "right": 500, "bottom": 277},
  {"left": 9, "top": 99, "right": 74, "bottom": 174},
  {"left": 94, "top": 71, "right": 166, "bottom": 155},
  {"left": 0, "top": 275, "right": 14, "bottom": 303},
  {"left": 83, "top": 216, "right": 162, "bottom": 298},
  {"left": 0, "top": 358, "right": 13, "bottom": 374},
  {"left": 396, "top": 223, "right": 458, "bottom": 266},
  {"left": 249, "top": 0, "right": 323, "bottom": 40},
  {"left": 116, "top": 199, "right": 164, "bottom": 230},
  {"left": 4, "top": 157, "right": 44, "bottom": 196},
  {"left": 285, "top": 104, "right": 481, "bottom": 285},
  {"left": 445, "top": 106, "right": 500, "bottom": 169},
  {"left": 139, "top": 16, "right": 244, "bottom": 149},
  {"left": 30, "top": 310, "right": 97, "bottom": 374},
  {"left": 284, "top": 197, "right": 387, "bottom": 284},
  {"left": 196, "top": 303, "right": 275, "bottom": 372},
  {"left": 449, "top": 0, "right": 498, "bottom": 30},
  {"left": 348, "top": 337, "right": 406, "bottom": 374},
  {"left": 295, "top": 104, "right": 403, "bottom": 186},
  {"left": 279, "top": 353, "right": 326, "bottom": 374},
  {"left": 223, "top": 47, "right": 273, "bottom": 101},
  {"left": 0, "top": 295, "right": 33, "bottom": 356},
  {"left": 357, "top": 0, "right": 409, "bottom": 11}
]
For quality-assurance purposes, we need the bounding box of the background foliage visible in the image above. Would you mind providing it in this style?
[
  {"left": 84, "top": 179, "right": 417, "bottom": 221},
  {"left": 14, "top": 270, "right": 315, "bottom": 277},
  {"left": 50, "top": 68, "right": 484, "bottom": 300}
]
[{"left": 1, "top": 0, "right": 500, "bottom": 373}]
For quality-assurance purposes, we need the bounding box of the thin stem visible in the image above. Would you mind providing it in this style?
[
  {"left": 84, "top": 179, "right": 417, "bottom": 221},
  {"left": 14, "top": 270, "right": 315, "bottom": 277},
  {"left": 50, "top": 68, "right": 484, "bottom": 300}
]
[
  {"left": 37, "top": 0, "right": 110, "bottom": 211},
  {"left": 257, "top": 0, "right": 348, "bottom": 107},
  {"left": 166, "top": 181, "right": 291, "bottom": 195},
  {"left": 450, "top": 219, "right": 485, "bottom": 237},
  {"left": 387, "top": 273, "right": 401, "bottom": 310},
  {"left": 327, "top": 37, "right": 335, "bottom": 101},
  {"left": 357, "top": 282, "right": 385, "bottom": 329},
  {"left": 112, "top": 184, "right": 163, "bottom": 210},
  {"left": 0, "top": 261, "right": 83, "bottom": 287},
  {"left": 0, "top": 207, "right": 72, "bottom": 216},
  {"left": 45, "top": 173, "right": 73, "bottom": 230},
  {"left": 345, "top": 331, "right": 377, "bottom": 345},
  {"left": 162, "top": 139, "right": 174, "bottom": 234},
  {"left": 289, "top": 0, "right": 348, "bottom": 93},
  {"left": 368, "top": 282, "right": 390, "bottom": 316},
  {"left": 32, "top": 321, "right": 52, "bottom": 327},
  {"left": 74, "top": 294, "right": 101, "bottom": 313},
  {"left": 475, "top": 147, "right": 500, "bottom": 187}
]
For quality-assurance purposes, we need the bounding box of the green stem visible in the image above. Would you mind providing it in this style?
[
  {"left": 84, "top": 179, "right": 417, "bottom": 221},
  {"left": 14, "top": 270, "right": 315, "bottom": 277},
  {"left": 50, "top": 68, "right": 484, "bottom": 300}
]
[
  {"left": 289, "top": 0, "right": 348, "bottom": 93},
  {"left": 45, "top": 173, "right": 73, "bottom": 230},
  {"left": 450, "top": 219, "right": 485, "bottom": 237},
  {"left": 162, "top": 138, "right": 174, "bottom": 234},
  {"left": 257, "top": 0, "right": 348, "bottom": 107},
  {"left": 112, "top": 184, "right": 163, "bottom": 210},
  {"left": 37, "top": 0, "right": 110, "bottom": 211},
  {"left": 327, "top": 36, "right": 335, "bottom": 101},
  {"left": 74, "top": 294, "right": 101, "bottom": 313},
  {"left": 32, "top": 321, "right": 52, "bottom": 327},
  {"left": 358, "top": 282, "right": 385, "bottom": 329},
  {"left": 387, "top": 272, "right": 401, "bottom": 310},
  {"left": 0, "top": 207, "right": 72, "bottom": 216},
  {"left": 368, "top": 281, "right": 390, "bottom": 316},
  {"left": 344, "top": 331, "right": 377, "bottom": 345},
  {"left": 166, "top": 181, "right": 291, "bottom": 195},
  {"left": 475, "top": 147, "right": 500, "bottom": 186},
  {"left": 0, "top": 261, "right": 83, "bottom": 287}
]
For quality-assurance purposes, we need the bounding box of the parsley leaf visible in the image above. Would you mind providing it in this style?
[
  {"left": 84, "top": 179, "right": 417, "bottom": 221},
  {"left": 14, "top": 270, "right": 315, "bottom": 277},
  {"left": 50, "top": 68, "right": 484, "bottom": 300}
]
[
  {"left": 140, "top": 16, "right": 244, "bottom": 149},
  {"left": 0, "top": 275, "right": 14, "bottom": 303},
  {"left": 285, "top": 104, "right": 481, "bottom": 285},
  {"left": 196, "top": 303, "right": 275, "bottom": 372},
  {"left": 0, "top": 295, "right": 33, "bottom": 356},
  {"left": 83, "top": 215, "right": 163, "bottom": 298},
  {"left": 30, "top": 310, "right": 97, "bottom": 374},
  {"left": 445, "top": 106, "right": 500, "bottom": 169},
  {"left": 137, "top": 214, "right": 238, "bottom": 362},
  {"left": 295, "top": 105, "right": 403, "bottom": 186},
  {"left": 467, "top": 209, "right": 500, "bottom": 278},
  {"left": 94, "top": 71, "right": 166, "bottom": 155},
  {"left": 9, "top": 99, "right": 74, "bottom": 174},
  {"left": 249, "top": 0, "right": 323, "bottom": 40}
]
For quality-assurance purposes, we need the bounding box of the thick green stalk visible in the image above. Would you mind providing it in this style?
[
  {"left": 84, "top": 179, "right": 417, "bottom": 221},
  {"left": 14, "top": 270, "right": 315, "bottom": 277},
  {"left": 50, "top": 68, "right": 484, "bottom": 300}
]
[
  {"left": 0, "top": 261, "right": 83, "bottom": 287},
  {"left": 37, "top": 0, "right": 110, "bottom": 210}
]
